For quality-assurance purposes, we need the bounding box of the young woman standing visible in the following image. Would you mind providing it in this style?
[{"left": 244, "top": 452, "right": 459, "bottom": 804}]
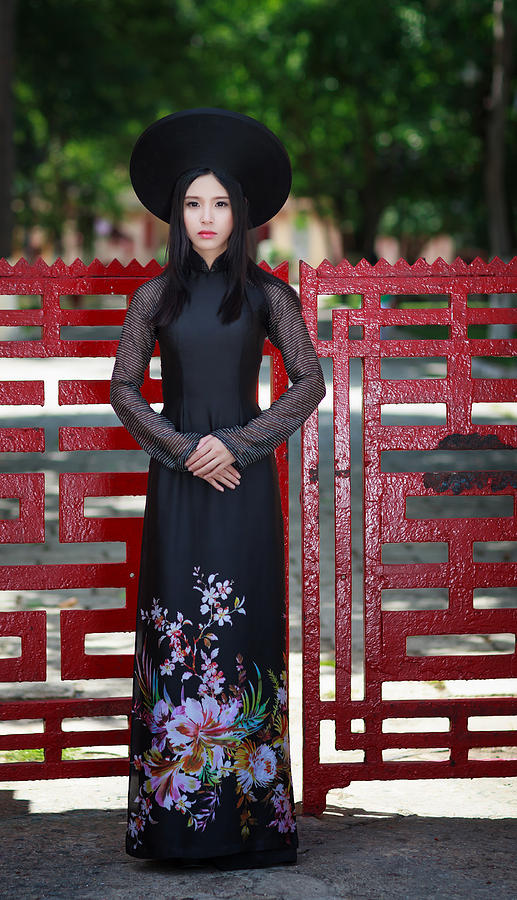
[{"left": 111, "top": 108, "right": 325, "bottom": 869}]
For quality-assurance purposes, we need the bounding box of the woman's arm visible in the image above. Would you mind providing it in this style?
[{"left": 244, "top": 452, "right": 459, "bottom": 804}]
[
  {"left": 110, "top": 277, "right": 203, "bottom": 471},
  {"left": 211, "top": 278, "right": 326, "bottom": 469}
]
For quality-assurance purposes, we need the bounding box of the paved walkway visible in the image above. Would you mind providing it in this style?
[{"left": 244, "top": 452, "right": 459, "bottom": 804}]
[{"left": 2, "top": 766, "right": 516, "bottom": 899}]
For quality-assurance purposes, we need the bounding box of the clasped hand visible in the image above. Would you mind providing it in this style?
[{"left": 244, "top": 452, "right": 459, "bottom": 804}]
[{"left": 185, "top": 435, "right": 240, "bottom": 492}]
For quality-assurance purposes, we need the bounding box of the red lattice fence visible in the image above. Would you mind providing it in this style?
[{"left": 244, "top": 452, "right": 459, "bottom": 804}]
[
  {"left": 1, "top": 256, "right": 516, "bottom": 812},
  {"left": 300, "top": 256, "right": 517, "bottom": 814}
]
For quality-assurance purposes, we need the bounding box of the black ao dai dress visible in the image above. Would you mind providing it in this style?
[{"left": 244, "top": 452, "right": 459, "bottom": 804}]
[{"left": 110, "top": 249, "right": 325, "bottom": 866}]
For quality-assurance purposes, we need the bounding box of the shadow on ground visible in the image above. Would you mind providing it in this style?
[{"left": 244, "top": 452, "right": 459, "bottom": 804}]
[{"left": 2, "top": 794, "right": 516, "bottom": 900}]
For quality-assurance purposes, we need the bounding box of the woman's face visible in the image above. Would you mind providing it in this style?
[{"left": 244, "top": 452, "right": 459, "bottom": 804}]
[{"left": 183, "top": 172, "right": 234, "bottom": 266}]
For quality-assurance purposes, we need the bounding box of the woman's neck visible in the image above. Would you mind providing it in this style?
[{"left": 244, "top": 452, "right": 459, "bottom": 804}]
[
  {"left": 191, "top": 244, "right": 228, "bottom": 270},
  {"left": 189, "top": 246, "right": 229, "bottom": 274}
]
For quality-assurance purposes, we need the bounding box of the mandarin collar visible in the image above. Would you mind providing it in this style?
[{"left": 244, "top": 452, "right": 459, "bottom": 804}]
[{"left": 189, "top": 247, "right": 229, "bottom": 274}]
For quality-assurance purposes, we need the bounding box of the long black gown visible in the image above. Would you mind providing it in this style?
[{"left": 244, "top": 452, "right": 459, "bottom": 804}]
[{"left": 110, "top": 248, "right": 325, "bottom": 866}]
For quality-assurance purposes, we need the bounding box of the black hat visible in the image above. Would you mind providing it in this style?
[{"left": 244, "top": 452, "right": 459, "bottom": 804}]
[{"left": 129, "top": 107, "right": 292, "bottom": 228}]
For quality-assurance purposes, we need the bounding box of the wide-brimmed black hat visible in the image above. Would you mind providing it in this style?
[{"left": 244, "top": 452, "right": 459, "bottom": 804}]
[{"left": 129, "top": 107, "right": 292, "bottom": 228}]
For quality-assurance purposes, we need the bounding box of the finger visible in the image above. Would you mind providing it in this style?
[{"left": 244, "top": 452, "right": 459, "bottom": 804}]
[
  {"left": 197, "top": 465, "right": 235, "bottom": 488},
  {"left": 191, "top": 454, "right": 235, "bottom": 477},
  {"left": 187, "top": 447, "right": 215, "bottom": 469},
  {"left": 214, "top": 473, "right": 238, "bottom": 489},
  {"left": 187, "top": 444, "right": 212, "bottom": 462},
  {"left": 193, "top": 448, "right": 236, "bottom": 475},
  {"left": 199, "top": 468, "right": 240, "bottom": 490},
  {"left": 192, "top": 462, "right": 220, "bottom": 478},
  {"left": 189, "top": 459, "right": 217, "bottom": 476},
  {"left": 188, "top": 446, "right": 235, "bottom": 475},
  {"left": 206, "top": 476, "right": 224, "bottom": 492},
  {"left": 190, "top": 455, "right": 229, "bottom": 477},
  {"left": 221, "top": 468, "right": 240, "bottom": 485},
  {"left": 185, "top": 435, "right": 209, "bottom": 461}
]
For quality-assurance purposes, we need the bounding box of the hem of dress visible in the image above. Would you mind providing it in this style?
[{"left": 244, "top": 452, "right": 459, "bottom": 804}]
[
  {"left": 126, "top": 835, "right": 298, "bottom": 862},
  {"left": 211, "top": 844, "right": 297, "bottom": 870}
]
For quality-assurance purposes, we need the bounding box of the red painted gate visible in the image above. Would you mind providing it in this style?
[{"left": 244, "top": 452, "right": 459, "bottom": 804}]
[
  {"left": 0, "top": 255, "right": 516, "bottom": 811},
  {"left": 300, "top": 256, "right": 517, "bottom": 813}
]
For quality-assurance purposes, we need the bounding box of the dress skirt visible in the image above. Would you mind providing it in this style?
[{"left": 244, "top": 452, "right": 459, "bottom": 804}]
[{"left": 126, "top": 450, "right": 298, "bottom": 864}]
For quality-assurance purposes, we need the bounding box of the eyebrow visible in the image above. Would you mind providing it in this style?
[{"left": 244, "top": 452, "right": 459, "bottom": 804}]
[{"left": 185, "top": 194, "right": 230, "bottom": 200}]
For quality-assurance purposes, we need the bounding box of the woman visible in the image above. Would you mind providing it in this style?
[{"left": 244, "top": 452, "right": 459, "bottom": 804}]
[{"left": 111, "top": 108, "right": 325, "bottom": 869}]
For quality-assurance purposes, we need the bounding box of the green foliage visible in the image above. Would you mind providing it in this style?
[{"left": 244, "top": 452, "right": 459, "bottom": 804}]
[
  {"left": 0, "top": 748, "right": 44, "bottom": 762},
  {"left": 234, "top": 663, "right": 269, "bottom": 737},
  {"left": 13, "top": 0, "right": 516, "bottom": 257}
]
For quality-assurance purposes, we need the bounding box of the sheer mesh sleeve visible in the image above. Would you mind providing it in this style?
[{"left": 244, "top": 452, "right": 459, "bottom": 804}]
[
  {"left": 213, "top": 278, "right": 326, "bottom": 469},
  {"left": 110, "top": 277, "right": 202, "bottom": 471}
]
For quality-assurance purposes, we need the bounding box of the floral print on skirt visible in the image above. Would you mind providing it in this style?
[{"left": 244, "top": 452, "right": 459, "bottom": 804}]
[{"left": 126, "top": 562, "right": 297, "bottom": 861}]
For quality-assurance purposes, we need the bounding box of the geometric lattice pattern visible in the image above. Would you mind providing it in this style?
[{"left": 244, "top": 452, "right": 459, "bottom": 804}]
[
  {"left": 2, "top": 255, "right": 516, "bottom": 803},
  {"left": 300, "top": 257, "right": 517, "bottom": 814},
  {"left": 0, "top": 257, "right": 288, "bottom": 781}
]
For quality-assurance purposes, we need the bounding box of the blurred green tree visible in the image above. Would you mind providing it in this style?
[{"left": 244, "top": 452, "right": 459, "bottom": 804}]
[
  {"left": 13, "top": 0, "right": 199, "bottom": 256},
  {"left": 183, "top": 0, "right": 516, "bottom": 259},
  {"left": 0, "top": 0, "right": 15, "bottom": 258},
  {"left": 5, "top": 0, "right": 516, "bottom": 260}
]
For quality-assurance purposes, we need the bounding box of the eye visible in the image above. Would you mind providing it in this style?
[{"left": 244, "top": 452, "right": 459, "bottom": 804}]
[
  {"left": 216, "top": 200, "right": 229, "bottom": 207},
  {"left": 185, "top": 200, "right": 199, "bottom": 207}
]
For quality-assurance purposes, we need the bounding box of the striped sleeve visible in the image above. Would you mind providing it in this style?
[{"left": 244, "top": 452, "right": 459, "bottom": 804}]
[
  {"left": 212, "top": 277, "right": 326, "bottom": 469},
  {"left": 110, "top": 277, "right": 202, "bottom": 471}
]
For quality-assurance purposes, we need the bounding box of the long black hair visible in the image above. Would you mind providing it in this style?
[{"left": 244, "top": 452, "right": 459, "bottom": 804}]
[
  {"left": 152, "top": 166, "right": 300, "bottom": 329},
  {"left": 152, "top": 167, "right": 251, "bottom": 327}
]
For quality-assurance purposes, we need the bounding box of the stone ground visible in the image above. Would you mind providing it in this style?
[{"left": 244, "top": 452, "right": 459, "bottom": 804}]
[
  {"left": 1, "top": 774, "right": 516, "bottom": 899},
  {"left": 1, "top": 315, "right": 517, "bottom": 898}
]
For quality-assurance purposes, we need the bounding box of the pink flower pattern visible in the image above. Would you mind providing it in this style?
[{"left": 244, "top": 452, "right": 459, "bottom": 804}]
[{"left": 128, "top": 566, "right": 296, "bottom": 849}]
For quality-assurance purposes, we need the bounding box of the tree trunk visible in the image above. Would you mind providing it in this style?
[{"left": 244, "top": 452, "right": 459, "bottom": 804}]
[
  {"left": 485, "top": 0, "right": 514, "bottom": 257},
  {"left": 336, "top": 186, "right": 383, "bottom": 264},
  {"left": 0, "top": 0, "right": 15, "bottom": 259},
  {"left": 485, "top": 0, "right": 515, "bottom": 338},
  {"left": 354, "top": 198, "right": 382, "bottom": 264}
]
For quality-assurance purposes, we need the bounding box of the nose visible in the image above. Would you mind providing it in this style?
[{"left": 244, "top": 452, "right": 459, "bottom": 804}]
[{"left": 200, "top": 205, "right": 214, "bottom": 224}]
